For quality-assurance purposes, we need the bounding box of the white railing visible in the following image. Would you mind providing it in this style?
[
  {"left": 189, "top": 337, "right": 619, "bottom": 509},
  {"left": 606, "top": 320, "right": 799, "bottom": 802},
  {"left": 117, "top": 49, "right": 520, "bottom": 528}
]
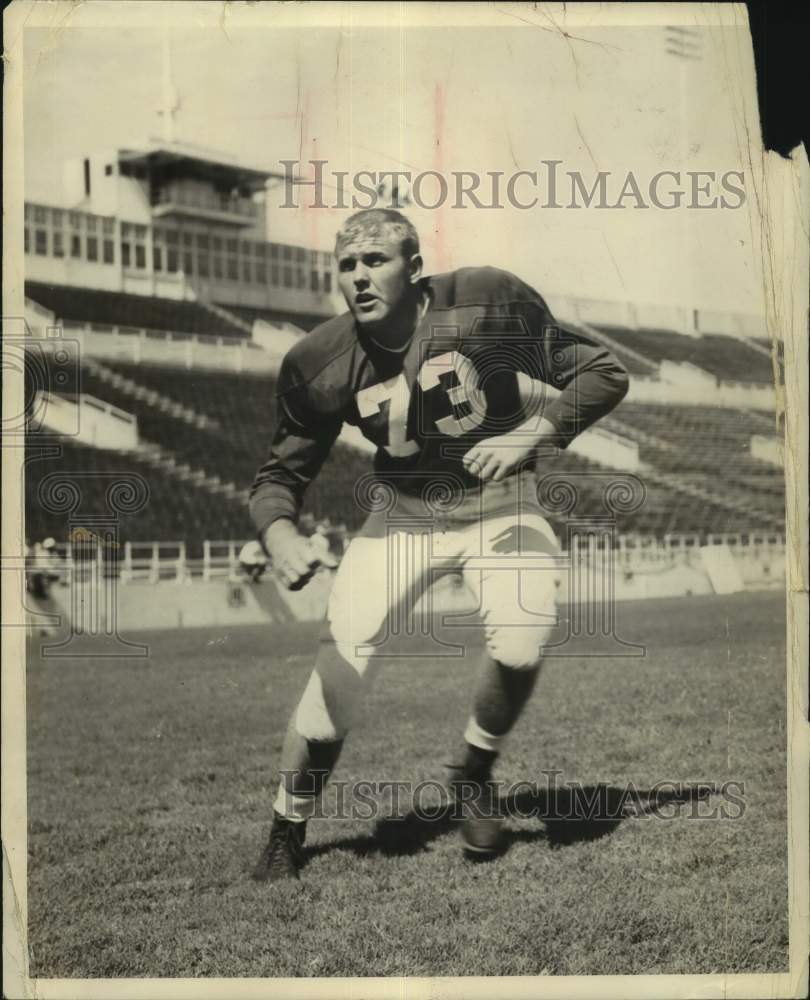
[{"left": 38, "top": 532, "right": 785, "bottom": 587}]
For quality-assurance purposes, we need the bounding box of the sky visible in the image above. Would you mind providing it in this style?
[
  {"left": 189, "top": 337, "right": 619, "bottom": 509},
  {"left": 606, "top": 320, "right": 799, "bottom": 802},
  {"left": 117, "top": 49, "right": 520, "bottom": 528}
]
[{"left": 23, "top": 7, "right": 768, "bottom": 315}]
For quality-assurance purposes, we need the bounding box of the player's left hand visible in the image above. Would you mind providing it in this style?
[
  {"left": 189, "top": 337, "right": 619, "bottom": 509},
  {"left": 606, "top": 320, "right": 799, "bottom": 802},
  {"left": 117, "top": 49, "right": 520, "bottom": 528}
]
[{"left": 462, "top": 432, "right": 540, "bottom": 483}]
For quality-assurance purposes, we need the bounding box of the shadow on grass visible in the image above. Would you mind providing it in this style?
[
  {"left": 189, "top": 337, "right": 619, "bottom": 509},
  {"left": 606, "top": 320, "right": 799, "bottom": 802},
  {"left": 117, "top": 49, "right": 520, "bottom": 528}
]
[{"left": 304, "top": 782, "right": 713, "bottom": 862}]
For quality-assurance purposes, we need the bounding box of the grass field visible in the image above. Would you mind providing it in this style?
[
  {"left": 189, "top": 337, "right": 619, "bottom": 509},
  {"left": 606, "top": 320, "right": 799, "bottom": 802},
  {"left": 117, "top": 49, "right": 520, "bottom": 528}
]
[{"left": 26, "top": 591, "right": 788, "bottom": 978}]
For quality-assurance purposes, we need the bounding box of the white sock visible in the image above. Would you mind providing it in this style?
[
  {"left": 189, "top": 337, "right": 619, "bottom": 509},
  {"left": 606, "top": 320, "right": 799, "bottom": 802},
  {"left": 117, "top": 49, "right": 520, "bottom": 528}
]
[
  {"left": 273, "top": 785, "right": 317, "bottom": 822},
  {"left": 464, "top": 717, "right": 505, "bottom": 753}
]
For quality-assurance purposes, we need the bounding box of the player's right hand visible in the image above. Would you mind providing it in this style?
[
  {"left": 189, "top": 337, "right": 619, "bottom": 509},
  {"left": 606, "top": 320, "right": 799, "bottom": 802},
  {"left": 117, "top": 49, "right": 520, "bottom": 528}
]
[{"left": 263, "top": 520, "right": 321, "bottom": 591}]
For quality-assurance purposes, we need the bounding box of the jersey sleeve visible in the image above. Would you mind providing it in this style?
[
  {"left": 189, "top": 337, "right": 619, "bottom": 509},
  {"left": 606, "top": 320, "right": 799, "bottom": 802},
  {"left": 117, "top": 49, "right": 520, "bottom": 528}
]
[
  {"left": 249, "top": 353, "right": 343, "bottom": 535},
  {"left": 508, "top": 279, "right": 629, "bottom": 445}
]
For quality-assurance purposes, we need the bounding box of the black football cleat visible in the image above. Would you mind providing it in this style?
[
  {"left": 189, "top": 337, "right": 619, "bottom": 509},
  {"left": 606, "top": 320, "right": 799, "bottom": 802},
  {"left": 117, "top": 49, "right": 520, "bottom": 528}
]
[
  {"left": 446, "top": 765, "right": 506, "bottom": 859},
  {"left": 252, "top": 812, "right": 307, "bottom": 882}
]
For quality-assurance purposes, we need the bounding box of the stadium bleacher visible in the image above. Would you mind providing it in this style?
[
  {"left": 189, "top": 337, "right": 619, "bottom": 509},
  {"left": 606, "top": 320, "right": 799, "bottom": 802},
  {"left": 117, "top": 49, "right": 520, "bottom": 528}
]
[
  {"left": 591, "top": 325, "right": 773, "bottom": 384},
  {"left": 608, "top": 402, "right": 784, "bottom": 523},
  {"left": 25, "top": 282, "right": 247, "bottom": 341},
  {"left": 24, "top": 438, "right": 251, "bottom": 556},
  {"left": 217, "top": 302, "right": 328, "bottom": 333},
  {"left": 25, "top": 357, "right": 373, "bottom": 547},
  {"left": 22, "top": 280, "right": 786, "bottom": 550},
  {"left": 24, "top": 348, "right": 784, "bottom": 548},
  {"left": 697, "top": 335, "right": 773, "bottom": 384}
]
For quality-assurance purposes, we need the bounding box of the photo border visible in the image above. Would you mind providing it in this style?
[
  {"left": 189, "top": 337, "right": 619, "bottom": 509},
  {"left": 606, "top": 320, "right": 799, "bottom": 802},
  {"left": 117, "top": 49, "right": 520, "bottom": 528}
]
[{"left": 3, "top": 3, "right": 807, "bottom": 998}]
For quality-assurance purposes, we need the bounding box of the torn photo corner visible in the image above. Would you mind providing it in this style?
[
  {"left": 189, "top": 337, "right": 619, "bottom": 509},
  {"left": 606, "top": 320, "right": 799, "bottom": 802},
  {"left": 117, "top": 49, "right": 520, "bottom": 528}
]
[{"left": 2, "top": 2, "right": 808, "bottom": 999}]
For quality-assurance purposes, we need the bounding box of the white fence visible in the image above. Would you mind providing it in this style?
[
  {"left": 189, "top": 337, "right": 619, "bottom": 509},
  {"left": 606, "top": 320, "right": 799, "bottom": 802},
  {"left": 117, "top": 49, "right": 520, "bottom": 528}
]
[{"left": 43, "top": 532, "right": 785, "bottom": 587}]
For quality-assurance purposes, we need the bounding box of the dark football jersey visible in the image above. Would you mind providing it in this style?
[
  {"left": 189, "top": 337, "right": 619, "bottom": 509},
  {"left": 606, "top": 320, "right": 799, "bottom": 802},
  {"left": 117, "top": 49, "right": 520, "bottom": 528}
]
[{"left": 250, "top": 266, "right": 628, "bottom": 533}]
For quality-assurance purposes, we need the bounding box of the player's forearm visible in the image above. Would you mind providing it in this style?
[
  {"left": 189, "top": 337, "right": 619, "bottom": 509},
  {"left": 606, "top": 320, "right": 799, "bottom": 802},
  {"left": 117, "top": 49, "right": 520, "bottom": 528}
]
[
  {"left": 542, "top": 363, "right": 629, "bottom": 446},
  {"left": 249, "top": 472, "right": 303, "bottom": 537},
  {"left": 249, "top": 421, "right": 339, "bottom": 536},
  {"left": 509, "top": 414, "right": 565, "bottom": 450}
]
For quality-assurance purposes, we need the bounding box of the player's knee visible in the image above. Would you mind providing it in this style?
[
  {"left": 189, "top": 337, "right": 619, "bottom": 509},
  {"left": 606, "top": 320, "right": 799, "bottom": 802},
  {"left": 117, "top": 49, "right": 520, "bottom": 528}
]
[
  {"left": 485, "top": 622, "right": 555, "bottom": 670},
  {"left": 294, "top": 670, "right": 361, "bottom": 741},
  {"left": 327, "top": 606, "right": 385, "bottom": 673},
  {"left": 294, "top": 641, "right": 374, "bottom": 740},
  {"left": 327, "top": 593, "right": 384, "bottom": 673},
  {"left": 295, "top": 688, "right": 348, "bottom": 741},
  {"left": 485, "top": 630, "right": 541, "bottom": 669}
]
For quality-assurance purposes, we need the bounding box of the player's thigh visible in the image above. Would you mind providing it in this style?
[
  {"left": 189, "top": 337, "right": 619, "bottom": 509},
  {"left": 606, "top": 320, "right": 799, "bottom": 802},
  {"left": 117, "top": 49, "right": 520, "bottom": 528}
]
[
  {"left": 327, "top": 513, "right": 436, "bottom": 653},
  {"left": 461, "top": 510, "right": 561, "bottom": 668}
]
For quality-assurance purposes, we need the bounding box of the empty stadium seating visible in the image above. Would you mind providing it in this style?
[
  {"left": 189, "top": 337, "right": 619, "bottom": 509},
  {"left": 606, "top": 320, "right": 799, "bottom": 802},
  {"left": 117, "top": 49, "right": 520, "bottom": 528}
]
[
  {"left": 217, "top": 302, "right": 329, "bottom": 333},
  {"left": 25, "top": 282, "right": 247, "bottom": 341},
  {"left": 592, "top": 326, "right": 774, "bottom": 384},
  {"left": 24, "top": 351, "right": 784, "bottom": 547},
  {"left": 26, "top": 357, "right": 373, "bottom": 547},
  {"left": 23, "top": 300, "right": 786, "bottom": 548},
  {"left": 609, "top": 402, "right": 784, "bottom": 524},
  {"left": 697, "top": 335, "right": 773, "bottom": 384},
  {"left": 24, "top": 438, "right": 252, "bottom": 557}
]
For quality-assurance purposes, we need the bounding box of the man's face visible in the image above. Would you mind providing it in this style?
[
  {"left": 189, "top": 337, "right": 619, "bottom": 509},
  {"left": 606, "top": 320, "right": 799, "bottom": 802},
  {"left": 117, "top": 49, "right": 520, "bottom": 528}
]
[{"left": 336, "top": 232, "right": 420, "bottom": 326}]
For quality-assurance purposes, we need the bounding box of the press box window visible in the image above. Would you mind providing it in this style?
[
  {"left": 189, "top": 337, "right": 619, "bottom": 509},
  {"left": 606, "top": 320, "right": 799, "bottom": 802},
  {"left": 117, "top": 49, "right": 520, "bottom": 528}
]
[{"left": 86, "top": 237, "right": 99, "bottom": 261}]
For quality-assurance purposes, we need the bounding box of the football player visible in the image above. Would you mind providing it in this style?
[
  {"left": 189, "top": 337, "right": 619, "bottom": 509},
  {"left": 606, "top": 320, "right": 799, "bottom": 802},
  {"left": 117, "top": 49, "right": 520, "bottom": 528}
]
[{"left": 250, "top": 209, "right": 629, "bottom": 880}]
